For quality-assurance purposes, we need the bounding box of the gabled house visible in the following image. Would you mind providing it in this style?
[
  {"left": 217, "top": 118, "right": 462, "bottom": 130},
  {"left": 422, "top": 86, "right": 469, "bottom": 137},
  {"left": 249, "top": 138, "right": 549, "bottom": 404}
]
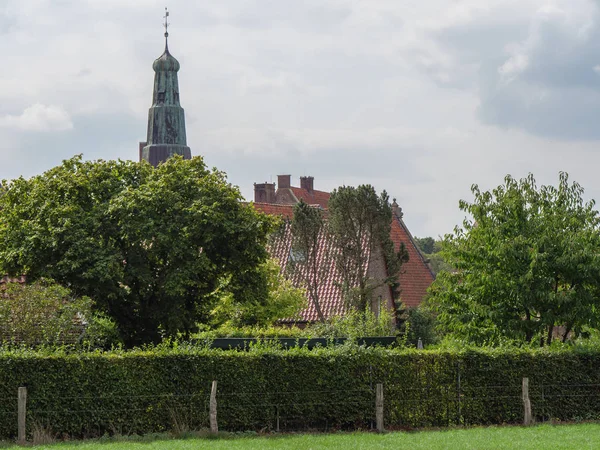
[{"left": 253, "top": 175, "right": 435, "bottom": 324}]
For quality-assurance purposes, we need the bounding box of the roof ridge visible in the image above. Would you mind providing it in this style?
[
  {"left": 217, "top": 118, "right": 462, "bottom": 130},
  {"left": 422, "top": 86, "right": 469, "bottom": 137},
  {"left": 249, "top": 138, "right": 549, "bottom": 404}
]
[{"left": 394, "top": 215, "right": 436, "bottom": 278}]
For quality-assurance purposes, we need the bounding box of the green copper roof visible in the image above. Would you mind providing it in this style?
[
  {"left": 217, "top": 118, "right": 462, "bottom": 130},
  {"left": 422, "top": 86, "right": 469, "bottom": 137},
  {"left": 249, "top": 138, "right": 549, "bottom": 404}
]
[
  {"left": 141, "top": 11, "right": 191, "bottom": 167},
  {"left": 153, "top": 43, "right": 181, "bottom": 72}
]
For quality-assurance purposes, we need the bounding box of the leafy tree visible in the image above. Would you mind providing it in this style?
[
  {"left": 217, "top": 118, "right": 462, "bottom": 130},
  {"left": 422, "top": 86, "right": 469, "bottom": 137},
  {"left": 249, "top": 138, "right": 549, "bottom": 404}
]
[
  {"left": 328, "top": 185, "right": 408, "bottom": 313},
  {"left": 429, "top": 173, "right": 600, "bottom": 346},
  {"left": 290, "top": 200, "right": 329, "bottom": 322},
  {"left": 426, "top": 251, "right": 452, "bottom": 276},
  {"left": 415, "top": 237, "right": 436, "bottom": 254},
  {"left": 208, "top": 258, "right": 306, "bottom": 328},
  {"left": 415, "top": 236, "right": 451, "bottom": 276},
  {"left": 0, "top": 280, "right": 92, "bottom": 347},
  {"left": 0, "top": 155, "right": 274, "bottom": 346}
]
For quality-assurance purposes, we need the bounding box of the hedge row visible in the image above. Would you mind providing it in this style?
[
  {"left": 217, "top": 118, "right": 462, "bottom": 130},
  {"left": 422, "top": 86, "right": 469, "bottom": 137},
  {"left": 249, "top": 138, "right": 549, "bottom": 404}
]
[{"left": 0, "top": 344, "right": 600, "bottom": 438}]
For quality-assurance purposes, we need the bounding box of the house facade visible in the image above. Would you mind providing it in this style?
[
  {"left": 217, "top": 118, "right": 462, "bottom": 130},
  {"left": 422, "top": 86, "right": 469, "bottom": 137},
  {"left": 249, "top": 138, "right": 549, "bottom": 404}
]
[{"left": 253, "top": 175, "right": 435, "bottom": 324}]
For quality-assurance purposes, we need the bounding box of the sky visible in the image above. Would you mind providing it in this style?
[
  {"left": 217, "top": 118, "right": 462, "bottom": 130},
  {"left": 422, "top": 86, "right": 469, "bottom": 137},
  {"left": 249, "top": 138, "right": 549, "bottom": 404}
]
[{"left": 2, "top": 0, "right": 600, "bottom": 238}]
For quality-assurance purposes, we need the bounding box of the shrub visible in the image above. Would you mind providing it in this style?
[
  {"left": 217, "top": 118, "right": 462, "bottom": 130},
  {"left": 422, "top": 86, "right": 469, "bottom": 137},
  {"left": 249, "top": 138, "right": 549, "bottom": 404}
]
[
  {"left": 80, "top": 313, "right": 123, "bottom": 350},
  {"left": 1, "top": 345, "right": 600, "bottom": 438},
  {"left": 198, "top": 305, "right": 396, "bottom": 340},
  {"left": 193, "top": 324, "right": 308, "bottom": 339},
  {"left": 306, "top": 306, "right": 396, "bottom": 338},
  {"left": 0, "top": 281, "right": 91, "bottom": 347},
  {"left": 209, "top": 258, "right": 306, "bottom": 328},
  {"left": 404, "top": 306, "right": 439, "bottom": 347}
]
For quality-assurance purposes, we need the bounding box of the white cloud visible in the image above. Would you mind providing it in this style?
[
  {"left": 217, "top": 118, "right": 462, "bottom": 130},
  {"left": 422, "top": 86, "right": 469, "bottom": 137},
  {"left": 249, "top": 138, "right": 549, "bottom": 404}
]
[
  {"left": 2, "top": 0, "right": 600, "bottom": 238},
  {"left": 0, "top": 104, "right": 73, "bottom": 132},
  {"left": 499, "top": 53, "right": 529, "bottom": 81},
  {"left": 200, "top": 126, "right": 427, "bottom": 156}
]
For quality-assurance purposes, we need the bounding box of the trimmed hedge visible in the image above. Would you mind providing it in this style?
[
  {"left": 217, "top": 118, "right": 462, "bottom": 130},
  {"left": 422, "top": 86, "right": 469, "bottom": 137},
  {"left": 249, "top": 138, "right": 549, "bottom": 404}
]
[{"left": 1, "top": 345, "right": 600, "bottom": 438}]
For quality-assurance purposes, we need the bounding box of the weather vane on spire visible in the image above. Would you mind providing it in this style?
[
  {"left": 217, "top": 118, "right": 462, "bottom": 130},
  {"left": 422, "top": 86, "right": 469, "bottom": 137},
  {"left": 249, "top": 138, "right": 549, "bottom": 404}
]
[{"left": 163, "top": 7, "right": 170, "bottom": 39}]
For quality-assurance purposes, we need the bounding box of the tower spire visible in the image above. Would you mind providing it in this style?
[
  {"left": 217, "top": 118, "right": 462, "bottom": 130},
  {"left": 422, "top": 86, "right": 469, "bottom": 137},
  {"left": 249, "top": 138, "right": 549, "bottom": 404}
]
[{"left": 139, "top": 8, "right": 191, "bottom": 166}]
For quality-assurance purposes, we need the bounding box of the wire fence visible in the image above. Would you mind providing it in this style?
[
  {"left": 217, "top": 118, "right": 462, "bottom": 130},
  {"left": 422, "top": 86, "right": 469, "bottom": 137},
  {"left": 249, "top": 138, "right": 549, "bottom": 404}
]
[{"left": 4, "top": 379, "right": 600, "bottom": 442}]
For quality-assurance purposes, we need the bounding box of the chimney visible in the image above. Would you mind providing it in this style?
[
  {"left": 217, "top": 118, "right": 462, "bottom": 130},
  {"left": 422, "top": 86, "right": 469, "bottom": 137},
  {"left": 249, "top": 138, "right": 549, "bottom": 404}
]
[
  {"left": 278, "top": 175, "right": 291, "bottom": 189},
  {"left": 300, "top": 176, "right": 314, "bottom": 192},
  {"left": 254, "top": 182, "right": 276, "bottom": 203}
]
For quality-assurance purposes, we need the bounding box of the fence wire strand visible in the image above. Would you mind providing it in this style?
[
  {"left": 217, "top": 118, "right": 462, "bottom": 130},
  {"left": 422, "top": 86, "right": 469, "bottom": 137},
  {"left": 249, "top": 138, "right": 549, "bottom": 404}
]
[{"left": 3, "top": 381, "right": 600, "bottom": 436}]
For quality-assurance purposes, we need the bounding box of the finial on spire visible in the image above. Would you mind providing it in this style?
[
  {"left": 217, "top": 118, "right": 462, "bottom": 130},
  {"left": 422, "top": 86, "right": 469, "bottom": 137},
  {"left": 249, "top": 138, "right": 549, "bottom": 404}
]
[{"left": 163, "top": 7, "right": 170, "bottom": 39}]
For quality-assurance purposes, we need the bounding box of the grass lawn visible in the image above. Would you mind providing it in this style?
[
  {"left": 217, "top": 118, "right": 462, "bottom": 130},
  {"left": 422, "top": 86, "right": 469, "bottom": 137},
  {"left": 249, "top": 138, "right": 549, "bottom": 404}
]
[{"left": 5, "top": 423, "right": 599, "bottom": 449}]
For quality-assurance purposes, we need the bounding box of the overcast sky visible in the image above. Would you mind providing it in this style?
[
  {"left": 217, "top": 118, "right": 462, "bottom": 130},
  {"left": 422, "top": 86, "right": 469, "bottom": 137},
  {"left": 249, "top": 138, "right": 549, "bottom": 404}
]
[{"left": 2, "top": 0, "right": 600, "bottom": 238}]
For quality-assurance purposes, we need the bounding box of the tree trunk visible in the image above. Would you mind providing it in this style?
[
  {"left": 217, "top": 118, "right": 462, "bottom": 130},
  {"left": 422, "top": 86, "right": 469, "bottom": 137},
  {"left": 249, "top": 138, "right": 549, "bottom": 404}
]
[
  {"left": 524, "top": 308, "right": 534, "bottom": 343},
  {"left": 309, "top": 251, "right": 325, "bottom": 322},
  {"left": 546, "top": 325, "right": 553, "bottom": 346},
  {"left": 309, "top": 285, "right": 325, "bottom": 322},
  {"left": 562, "top": 323, "right": 572, "bottom": 343}
]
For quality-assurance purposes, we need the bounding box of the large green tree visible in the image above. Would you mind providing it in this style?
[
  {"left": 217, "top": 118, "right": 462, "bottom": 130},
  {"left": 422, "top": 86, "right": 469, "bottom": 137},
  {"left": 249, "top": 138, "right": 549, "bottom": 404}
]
[
  {"left": 328, "top": 185, "right": 408, "bottom": 313},
  {"left": 429, "top": 173, "right": 600, "bottom": 345},
  {"left": 0, "top": 155, "right": 274, "bottom": 346}
]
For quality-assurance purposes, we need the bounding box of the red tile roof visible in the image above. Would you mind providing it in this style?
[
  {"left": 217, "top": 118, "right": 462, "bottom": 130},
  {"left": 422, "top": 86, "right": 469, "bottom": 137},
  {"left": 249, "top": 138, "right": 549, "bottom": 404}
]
[
  {"left": 253, "top": 183, "right": 434, "bottom": 316},
  {"left": 253, "top": 202, "right": 295, "bottom": 219},
  {"left": 266, "top": 220, "right": 351, "bottom": 322},
  {"left": 289, "top": 187, "right": 330, "bottom": 208},
  {"left": 390, "top": 217, "right": 435, "bottom": 308}
]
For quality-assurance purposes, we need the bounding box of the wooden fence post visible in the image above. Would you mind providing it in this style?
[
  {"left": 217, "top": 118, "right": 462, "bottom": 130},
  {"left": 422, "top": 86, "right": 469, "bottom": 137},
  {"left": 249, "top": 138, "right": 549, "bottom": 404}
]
[
  {"left": 522, "top": 377, "right": 532, "bottom": 426},
  {"left": 376, "top": 383, "right": 384, "bottom": 432},
  {"left": 210, "top": 380, "right": 218, "bottom": 434},
  {"left": 457, "top": 362, "right": 462, "bottom": 424},
  {"left": 17, "top": 387, "right": 27, "bottom": 444}
]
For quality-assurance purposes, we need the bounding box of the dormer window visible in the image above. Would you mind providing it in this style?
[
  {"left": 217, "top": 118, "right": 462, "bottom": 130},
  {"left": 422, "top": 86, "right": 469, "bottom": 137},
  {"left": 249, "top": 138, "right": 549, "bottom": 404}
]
[
  {"left": 289, "top": 247, "right": 306, "bottom": 264},
  {"left": 157, "top": 92, "right": 166, "bottom": 103}
]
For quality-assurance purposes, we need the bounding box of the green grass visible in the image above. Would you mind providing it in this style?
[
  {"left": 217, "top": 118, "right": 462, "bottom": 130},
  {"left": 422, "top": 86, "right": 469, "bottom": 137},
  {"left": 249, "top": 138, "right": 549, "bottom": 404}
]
[{"left": 6, "top": 423, "right": 600, "bottom": 449}]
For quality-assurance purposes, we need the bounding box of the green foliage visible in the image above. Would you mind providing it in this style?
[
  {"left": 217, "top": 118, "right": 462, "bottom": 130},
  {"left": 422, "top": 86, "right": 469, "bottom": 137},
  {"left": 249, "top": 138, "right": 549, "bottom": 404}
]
[
  {"left": 208, "top": 258, "right": 306, "bottom": 328},
  {"left": 328, "top": 185, "right": 408, "bottom": 312},
  {"left": 0, "top": 281, "right": 91, "bottom": 347},
  {"left": 0, "top": 155, "right": 274, "bottom": 346},
  {"left": 425, "top": 252, "right": 452, "bottom": 276},
  {"left": 429, "top": 173, "right": 600, "bottom": 346},
  {"left": 197, "top": 307, "right": 394, "bottom": 340},
  {"left": 29, "top": 424, "right": 600, "bottom": 449},
  {"left": 403, "top": 306, "right": 439, "bottom": 347},
  {"left": 80, "top": 313, "right": 123, "bottom": 351},
  {"left": 2, "top": 345, "right": 600, "bottom": 438},
  {"left": 415, "top": 236, "right": 436, "bottom": 255},
  {"left": 414, "top": 237, "right": 450, "bottom": 276},
  {"left": 307, "top": 307, "right": 396, "bottom": 338},
  {"left": 194, "top": 324, "right": 308, "bottom": 339}
]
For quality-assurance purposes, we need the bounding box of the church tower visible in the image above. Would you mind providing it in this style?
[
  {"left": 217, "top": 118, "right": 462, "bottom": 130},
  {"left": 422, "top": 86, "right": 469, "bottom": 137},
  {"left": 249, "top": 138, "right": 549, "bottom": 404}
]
[{"left": 139, "top": 9, "right": 191, "bottom": 166}]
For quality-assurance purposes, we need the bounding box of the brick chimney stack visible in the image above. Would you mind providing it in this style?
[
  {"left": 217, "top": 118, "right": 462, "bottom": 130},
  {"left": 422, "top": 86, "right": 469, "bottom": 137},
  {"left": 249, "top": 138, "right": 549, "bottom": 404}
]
[
  {"left": 300, "top": 176, "right": 314, "bottom": 192},
  {"left": 254, "top": 182, "right": 276, "bottom": 203},
  {"left": 278, "top": 175, "right": 291, "bottom": 189}
]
